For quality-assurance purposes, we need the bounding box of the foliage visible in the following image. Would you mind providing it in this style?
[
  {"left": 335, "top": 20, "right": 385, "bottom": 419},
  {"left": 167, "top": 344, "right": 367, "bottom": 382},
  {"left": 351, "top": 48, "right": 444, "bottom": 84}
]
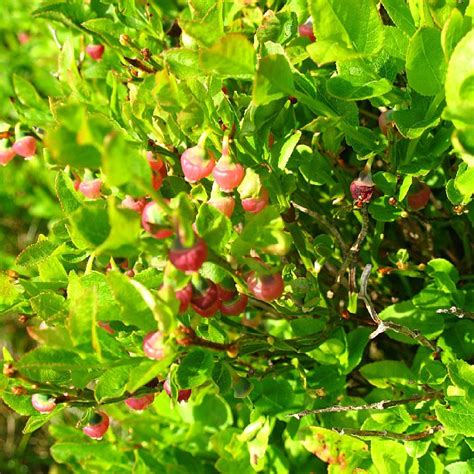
[{"left": 1, "top": 0, "right": 474, "bottom": 472}]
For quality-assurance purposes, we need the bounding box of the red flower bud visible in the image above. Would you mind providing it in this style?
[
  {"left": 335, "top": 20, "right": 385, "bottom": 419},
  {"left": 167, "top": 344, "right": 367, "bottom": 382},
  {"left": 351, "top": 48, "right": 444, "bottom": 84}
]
[
  {"left": 98, "top": 321, "right": 114, "bottom": 335},
  {"left": 219, "top": 293, "right": 248, "bottom": 316},
  {"left": 163, "top": 377, "right": 192, "bottom": 403},
  {"left": 242, "top": 187, "right": 269, "bottom": 214},
  {"left": 78, "top": 179, "right": 102, "bottom": 199},
  {"left": 31, "top": 393, "right": 56, "bottom": 414},
  {"left": 176, "top": 282, "right": 193, "bottom": 313},
  {"left": 378, "top": 110, "right": 393, "bottom": 136},
  {"left": 12, "top": 136, "right": 36, "bottom": 157},
  {"left": 191, "top": 280, "right": 219, "bottom": 317},
  {"left": 168, "top": 236, "right": 207, "bottom": 273},
  {"left": 407, "top": 182, "right": 431, "bottom": 211},
  {"left": 85, "top": 44, "right": 105, "bottom": 61},
  {"left": 212, "top": 157, "right": 245, "bottom": 192},
  {"left": 143, "top": 331, "right": 167, "bottom": 360},
  {"left": 180, "top": 146, "right": 215, "bottom": 183},
  {"left": 299, "top": 21, "right": 315, "bottom": 42},
  {"left": 121, "top": 195, "right": 147, "bottom": 213},
  {"left": 217, "top": 284, "right": 236, "bottom": 302},
  {"left": 208, "top": 195, "right": 235, "bottom": 218},
  {"left": 246, "top": 271, "right": 284, "bottom": 302},
  {"left": 124, "top": 394, "right": 155, "bottom": 411},
  {"left": 350, "top": 172, "right": 375, "bottom": 203},
  {"left": 0, "top": 148, "right": 15, "bottom": 166},
  {"left": 141, "top": 201, "right": 173, "bottom": 239},
  {"left": 82, "top": 411, "right": 109, "bottom": 439}
]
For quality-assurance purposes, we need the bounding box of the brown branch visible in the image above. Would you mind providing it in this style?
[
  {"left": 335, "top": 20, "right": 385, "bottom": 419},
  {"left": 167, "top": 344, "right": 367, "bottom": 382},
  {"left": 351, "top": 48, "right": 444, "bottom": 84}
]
[
  {"left": 358, "top": 264, "right": 438, "bottom": 351},
  {"left": 288, "top": 391, "right": 442, "bottom": 420},
  {"left": 437, "top": 306, "right": 474, "bottom": 320},
  {"left": 330, "top": 205, "right": 369, "bottom": 296},
  {"left": 332, "top": 425, "right": 443, "bottom": 441}
]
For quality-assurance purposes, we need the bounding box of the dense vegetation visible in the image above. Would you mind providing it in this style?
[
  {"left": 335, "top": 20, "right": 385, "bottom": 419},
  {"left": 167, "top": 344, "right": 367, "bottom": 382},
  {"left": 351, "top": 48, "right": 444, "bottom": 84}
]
[{"left": 1, "top": 0, "right": 473, "bottom": 472}]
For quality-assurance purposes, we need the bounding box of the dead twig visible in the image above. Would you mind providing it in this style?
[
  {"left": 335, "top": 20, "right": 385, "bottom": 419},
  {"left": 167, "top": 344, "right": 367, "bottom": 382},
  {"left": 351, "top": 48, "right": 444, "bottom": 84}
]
[
  {"left": 331, "top": 425, "right": 443, "bottom": 441},
  {"left": 359, "top": 264, "right": 438, "bottom": 351},
  {"left": 288, "top": 391, "right": 442, "bottom": 419}
]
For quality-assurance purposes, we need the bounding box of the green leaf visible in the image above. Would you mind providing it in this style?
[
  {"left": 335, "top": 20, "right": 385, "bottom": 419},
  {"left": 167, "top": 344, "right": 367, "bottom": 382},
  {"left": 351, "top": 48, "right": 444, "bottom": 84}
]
[
  {"left": 2, "top": 393, "right": 38, "bottom": 416},
  {"left": 106, "top": 271, "right": 157, "bottom": 331},
  {"left": 447, "top": 359, "right": 474, "bottom": 402},
  {"left": 68, "top": 204, "right": 110, "bottom": 249},
  {"left": 193, "top": 393, "right": 232, "bottom": 429},
  {"left": 253, "top": 378, "right": 294, "bottom": 415},
  {"left": 438, "top": 320, "right": 474, "bottom": 360},
  {"left": 95, "top": 365, "right": 130, "bottom": 402},
  {"left": 360, "top": 361, "right": 415, "bottom": 388},
  {"left": 176, "top": 349, "right": 214, "bottom": 388},
  {"left": 199, "top": 34, "right": 255, "bottom": 79},
  {"left": 426, "top": 258, "right": 459, "bottom": 293},
  {"left": 23, "top": 408, "right": 64, "bottom": 434},
  {"left": 179, "top": 0, "right": 224, "bottom": 47},
  {"left": 51, "top": 442, "right": 126, "bottom": 465},
  {"left": 17, "top": 347, "right": 97, "bottom": 385},
  {"left": 299, "top": 426, "right": 370, "bottom": 470},
  {"left": 368, "top": 197, "right": 403, "bottom": 222},
  {"left": 195, "top": 204, "right": 233, "bottom": 253},
  {"left": 436, "top": 398, "right": 474, "bottom": 436},
  {"left": 0, "top": 273, "right": 21, "bottom": 312},
  {"left": 101, "top": 134, "right": 151, "bottom": 194},
  {"left": 373, "top": 172, "right": 398, "bottom": 196},
  {"left": 212, "top": 361, "right": 232, "bottom": 394},
  {"left": 13, "top": 74, "right": 48, "bottom": 112},
  {"left": 445, "top": 30, "right": 474, "bottom": 129},
  {"left": 126, "top": 358, "right": 172, "bottom": 393},
  {"left": 371, "top": 440, "right": 407, "bottom": 473},
  {"left": 231, "top": 206, "right": 289, "bottom": 257},
  {"left": 326, "top": 76, "right": 392, "bottom": 101},
  {"left": 275, "top": 130, "right": 301, "bottom": 170},
  {"left": 381, "top": 0, "right": 417, "bottom": 36},
  {"left": 307, "top": 0, "right": 384, "bottom": 64},
  {"left": 253, "top": 54, "right": 295, "bottom": 106},
  {"left": 379, "top": 288, "right": 445, "bottom": 341},
  {"left": 55, "top": 171, "right": 83, "bottom": 215},
  {"left": 164, "top": 48, "right": 201, "bottom": 79},
  {"left": 290, "top": 318, "right": 326, "bottom": 337},
  {"left": 67, "top": 273, "right": 102, "bottom": 357},
  {"left": 441, "top": 8, "right": 465, "bottom": 61},
  {"left": 445, "top": 460, "right": 474, "bottom": 474},
  {"left": 30, "top": 292, "right": 67, "bottom": 322},
  {"left": 96, "top": 198, "right": 141, "bottom": 255},
  {"left": 16, "top": 240, "right": 59, "bottom": 267},
  {"left": 406, "top": 28, "right": 446, "bottom": 96}
]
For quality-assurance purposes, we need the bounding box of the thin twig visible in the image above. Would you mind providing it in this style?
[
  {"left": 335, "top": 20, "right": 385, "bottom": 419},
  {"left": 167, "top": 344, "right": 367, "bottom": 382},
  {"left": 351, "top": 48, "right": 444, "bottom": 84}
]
[
  {"left": 359, "top": 264, "right": 438, "bottom": 351},
  {"left": 437, "top": 306, "right": 474, "bottom": 320},
  {"left": 330, "top": 205, "right": 369, "bottom": 295},
  {"left": 332, "top": 425, "right": 443, "bottom": 441},
  {"left": 288, "top": 391, "right": 442, "bottom": 419}
]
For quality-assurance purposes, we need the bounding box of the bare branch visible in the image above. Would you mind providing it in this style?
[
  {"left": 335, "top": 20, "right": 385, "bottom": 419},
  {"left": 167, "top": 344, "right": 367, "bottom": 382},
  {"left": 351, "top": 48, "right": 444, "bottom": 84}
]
[
  {"left": 358, "top": 264, "right": 438, "bottom": 351},
  {"left": 288, "top": 391, "right": 442, "bottom": 419},
  {"left": 332, "top": 425, "right": 443, "bottom": 441},
  {"left": 437, "top": 306, "right": 474, "bottom": 320},
  {"left": 330, "top": 205, "right": 370, "bottom": 295}
]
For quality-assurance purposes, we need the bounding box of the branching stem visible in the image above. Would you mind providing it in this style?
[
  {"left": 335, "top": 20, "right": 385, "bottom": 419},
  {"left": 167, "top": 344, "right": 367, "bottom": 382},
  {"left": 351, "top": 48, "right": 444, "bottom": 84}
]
[
  {"left": 359, "top": 264, "right": 438, "bottom": 351},
  {"left": 288, "top": 391, "right": 442, "bottom": 419},
  {"left": 330, "top": 205, "right": 370, "bottom": 295},
  {"left": 332, "top": 425, "right": 443, "bottom": 441}
]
